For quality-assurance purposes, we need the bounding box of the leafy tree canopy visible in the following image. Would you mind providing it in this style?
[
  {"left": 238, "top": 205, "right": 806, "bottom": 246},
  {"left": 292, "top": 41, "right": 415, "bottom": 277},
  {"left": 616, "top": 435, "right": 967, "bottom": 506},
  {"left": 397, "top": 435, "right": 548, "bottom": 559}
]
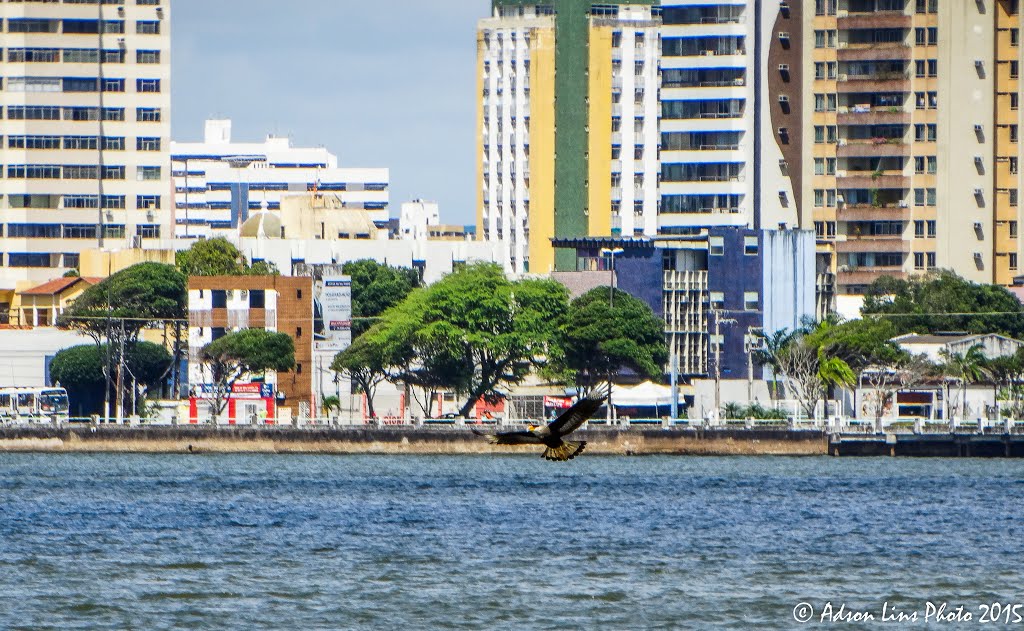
[
  {"left": 62, "top": 262, "right": 187, "bottom": 341},
  {"left": 367, "top": 263, "right": 569, "bottom": 417},
  {"left": 176, "top": 237, "right": 279, "bottom": 277},
  {"left": 199, "top": 329, "right": 295, "bottom": 416},
  {"left": 50, "top": 342, "right": 172, "bottom": 416},
  {"left": 862, "top": 270, "right": 1024, "bottom": 338},
  {"left": 557, "top": 287, "right": 668, "bottom": 390},
  {"left": 341, "top": 259, "right": 420, "bottom": 337},
  {"left": 805, "top": 316, "right": 905, "bottom": 372}
]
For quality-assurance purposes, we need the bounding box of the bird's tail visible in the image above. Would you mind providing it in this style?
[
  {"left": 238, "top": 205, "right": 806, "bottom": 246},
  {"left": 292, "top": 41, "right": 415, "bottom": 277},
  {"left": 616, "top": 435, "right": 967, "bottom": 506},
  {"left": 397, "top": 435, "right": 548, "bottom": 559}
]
[{"left": 543, "top": 441, "right": 587, "bottom": 462}]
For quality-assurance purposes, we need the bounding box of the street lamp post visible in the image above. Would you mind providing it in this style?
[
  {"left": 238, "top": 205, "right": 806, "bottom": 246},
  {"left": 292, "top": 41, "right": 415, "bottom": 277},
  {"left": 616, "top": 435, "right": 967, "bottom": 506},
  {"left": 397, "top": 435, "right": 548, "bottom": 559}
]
[
  {"left": 599, "top": 247, "right": 624, "bottom": 423},
  {"left": 599, "top": 247, "right": 625, "bottom": 308}
]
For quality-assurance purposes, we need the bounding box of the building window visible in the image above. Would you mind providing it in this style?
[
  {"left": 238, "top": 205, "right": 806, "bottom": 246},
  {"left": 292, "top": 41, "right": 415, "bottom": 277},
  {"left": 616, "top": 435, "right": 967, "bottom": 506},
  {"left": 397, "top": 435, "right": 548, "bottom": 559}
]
[
  {"left": 137, "top": 195, "right": 161, "bottom": 210},
  {"left": 744, "top": 236, "right": 758, "bottom": 256},
  {"left": 1012, "top": 254, "right": 1020, "bottom": 270},
  {"left": 137, "top": 107, "right": 162, "bottom": 122},
  {"left": 137, "top": 137, "right": 161, "bottom": 151},
  {"left": 927, "top": 156, "right": 937, "bottom": 174},
  {"left": 914, "top": 252, "right": 925, "bottom": 270},
  {"left": 1011, "top": 221, "right": 1019, "bottom": 238},
  {"left": 914, "top": 220, "right": 925, "bottom": 238},
  {"left": 138, "top": 166, "right": 161, "bottom": 181},
  {"left": 1011, "top": 189, "right": 1019, "bottom": 207},
  {"left": 709, "top": 236, "right": 724, "bottom": 256},
  {"left": 136, "top": 50, "right": 161, "bottom": 64},
  {"left": 743, "top": 292, "right": 759, "bottom": 311},
  {"left": 136, "top": 224, "right": 161, "bottom": 239},
  {"left": 137, "top": 79, "right": 161, "bottom": 93},
  {"left": 1013, "top": 61, "right": 1021, "bottom": 79},
  {"left": 710, "top": 292, "right": 725, "bottom": 310},
  {"left": 1012, "top": 28, "right": 1020, "bottom": 46},
  {"left": 927, "top": 220, "right": 936, "bottom": 238},
  {"left": 296, "top": 327, "right": 302, "bottom": 338},
  {"left": 136, "top": 20, "right": 160, "bottom": 34}
]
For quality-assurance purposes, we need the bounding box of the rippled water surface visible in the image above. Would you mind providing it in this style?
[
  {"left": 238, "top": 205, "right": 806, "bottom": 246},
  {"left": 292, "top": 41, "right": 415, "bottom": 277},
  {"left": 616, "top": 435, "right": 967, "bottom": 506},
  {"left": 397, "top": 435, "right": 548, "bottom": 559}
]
[{"left": 1, "top": 454, "right": 1023, "bottom": 629}]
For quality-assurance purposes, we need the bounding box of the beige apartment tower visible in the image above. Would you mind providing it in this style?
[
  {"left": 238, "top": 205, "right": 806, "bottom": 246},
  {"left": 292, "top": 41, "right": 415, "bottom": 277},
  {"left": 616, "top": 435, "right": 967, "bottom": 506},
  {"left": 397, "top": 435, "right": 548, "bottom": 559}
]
[
  {"left": 0, "top": 0, "right": 171, "bottom": 304},
  {"left": 806, "top": 0, "right": 1024, "bottom": 292}
]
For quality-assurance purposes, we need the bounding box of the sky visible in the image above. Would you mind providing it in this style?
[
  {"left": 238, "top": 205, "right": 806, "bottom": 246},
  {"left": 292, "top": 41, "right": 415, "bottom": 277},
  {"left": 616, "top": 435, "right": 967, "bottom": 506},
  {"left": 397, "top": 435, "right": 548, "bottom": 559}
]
[{"left": 172, "top": 0, "right": 487, "bottom": 226}]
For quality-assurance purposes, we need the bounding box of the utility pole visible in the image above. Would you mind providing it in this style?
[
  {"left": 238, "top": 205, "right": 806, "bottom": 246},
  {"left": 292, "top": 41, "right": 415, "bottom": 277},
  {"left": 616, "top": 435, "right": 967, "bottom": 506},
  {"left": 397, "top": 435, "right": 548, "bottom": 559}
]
[
  {"left": 712, "top": 310, "right": 737, "bottom": 421},
  {"left": 744, "top": 326, "right": 762, "bottom": 405},
  {"left": 600, "top": 247, "right": 624, "bottom": 423},
  {"left": 115, "top": 318, "right": 126, "bottom": 424}
]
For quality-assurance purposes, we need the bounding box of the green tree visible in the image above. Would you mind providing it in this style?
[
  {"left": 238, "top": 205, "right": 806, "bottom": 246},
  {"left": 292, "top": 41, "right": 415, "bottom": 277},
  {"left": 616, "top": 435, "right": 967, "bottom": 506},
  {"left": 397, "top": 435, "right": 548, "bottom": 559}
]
[
  {"left": 753, "top": 329, "right": 797, "bottom": 400},
  {"left": 862, "top": 270, "right": 1024, "bottom": 337},
  {"left": 176, "top": 237, "right": 279, "bottom": 277},
  {"left": 331, "top": 325, "right": 393, "bottom": 419},
  {"left": 50, "top": 342, "right": 172, "bottom": 417},
  {"left": 775, "top": 332, "right": 855, "bottom": 419},
  {"left": 198, "top": 329, "right": 295, "bottom": 420},
  {"left": 61, "top": 262, "right": 187, "bottom": 344},
  {"left": 372, "top": 263, "right": 568, "bottom": 418},
  {"left": 60, "top": 263, "right": 187, "bottom": 417},
  {"left": 342, "top": 259, "right": 420, "bottom": 337},
  {"left": 937, "top": 344, "right": 990, "bottom": 421},
  {"left": 982, "top": 350, "right": 1024, "bottom": 418},
  {"left": 557, "top": 287, "right": 668, "bottom": 408}
]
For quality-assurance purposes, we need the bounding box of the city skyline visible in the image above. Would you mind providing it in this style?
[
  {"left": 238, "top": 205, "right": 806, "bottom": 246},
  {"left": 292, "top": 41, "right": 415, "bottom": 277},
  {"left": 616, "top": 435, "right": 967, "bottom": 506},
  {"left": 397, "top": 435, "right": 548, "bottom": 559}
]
[{"left": 172, "top": 0, "right": 488, "bottom": 226}]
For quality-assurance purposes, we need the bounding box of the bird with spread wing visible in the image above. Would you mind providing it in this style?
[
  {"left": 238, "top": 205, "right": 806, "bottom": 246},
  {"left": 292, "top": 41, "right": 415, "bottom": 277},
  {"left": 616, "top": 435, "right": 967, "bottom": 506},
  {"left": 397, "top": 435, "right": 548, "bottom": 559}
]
[{"left": 473, "top": 387, "right": 608, "bottom": 461}]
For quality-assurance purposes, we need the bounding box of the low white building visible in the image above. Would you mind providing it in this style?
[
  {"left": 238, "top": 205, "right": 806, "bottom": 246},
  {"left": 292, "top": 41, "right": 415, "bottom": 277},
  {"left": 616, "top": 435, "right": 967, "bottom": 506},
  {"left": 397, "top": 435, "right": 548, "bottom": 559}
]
[
  {"left": 0, "top": 328, "right": 93, "bottom": 388},
  {"left": 893, "top": 333, "right": 1024, "bottom": 362},
  {"left": 399, "top": 200, "right": 440, "bottom": 241}
]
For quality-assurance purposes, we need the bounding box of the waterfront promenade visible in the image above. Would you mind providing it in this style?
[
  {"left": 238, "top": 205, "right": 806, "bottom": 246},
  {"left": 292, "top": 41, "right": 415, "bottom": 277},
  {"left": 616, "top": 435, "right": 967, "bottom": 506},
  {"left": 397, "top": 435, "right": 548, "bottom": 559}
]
[{"left": 2, "top": 419, "right": 1024, "bottom": 457}]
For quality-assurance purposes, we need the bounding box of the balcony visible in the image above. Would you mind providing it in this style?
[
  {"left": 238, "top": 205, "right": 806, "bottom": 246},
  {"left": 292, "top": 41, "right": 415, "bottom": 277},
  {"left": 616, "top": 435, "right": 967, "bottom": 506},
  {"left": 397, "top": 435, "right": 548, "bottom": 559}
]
[
  {"left": 837, "top": 172, "right": 909, "bottom": 188},
  {"left": 838, "top": 267, "right": 906, "bottom": 285},
  {"left": 839, "top": 204, "right": 911, "bottom": 221},
  {"left": 837, "top": 43, "right": 911, "bottom": 61},
  {"left": 836, "top": 72, "right": 909, "bottom": 93},
  {"left": 835, "top": 236, "right": 910, "bottom": 253},
  {"left": 837, "top": 12, "right": 911, "bottom": 29},
  {"left": 836, "top": 140, "right": 910, "bottom": 158},
  {"left": 837, "top": 109, "right": 910, "bottom": 125}
]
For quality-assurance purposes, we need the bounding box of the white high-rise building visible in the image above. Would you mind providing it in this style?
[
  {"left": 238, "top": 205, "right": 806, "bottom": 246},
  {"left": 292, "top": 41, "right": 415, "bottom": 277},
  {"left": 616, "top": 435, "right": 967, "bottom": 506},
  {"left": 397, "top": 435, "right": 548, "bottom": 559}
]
[
  {"left": 0, "top": 0, "right": 172, "bottom": 293},
  {"left": 659, "top": 1, "right": 800, "bottom": 234},
  {"left": 171, "top": 120, "right": 389, "bottom": 239}
]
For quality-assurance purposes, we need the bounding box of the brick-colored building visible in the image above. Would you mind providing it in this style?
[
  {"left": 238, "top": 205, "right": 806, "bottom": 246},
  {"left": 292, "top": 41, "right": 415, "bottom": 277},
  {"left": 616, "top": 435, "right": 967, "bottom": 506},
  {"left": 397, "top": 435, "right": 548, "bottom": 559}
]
[{"left": 187, "top": 275, "right": 313, "bottom": 420}]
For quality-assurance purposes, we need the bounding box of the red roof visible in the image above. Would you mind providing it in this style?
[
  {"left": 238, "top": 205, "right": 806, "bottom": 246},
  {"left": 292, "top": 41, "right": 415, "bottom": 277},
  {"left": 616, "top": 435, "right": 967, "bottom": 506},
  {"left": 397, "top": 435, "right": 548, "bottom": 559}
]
[{"left": 18, "top": 276, "right": 101, "bottom": 296}]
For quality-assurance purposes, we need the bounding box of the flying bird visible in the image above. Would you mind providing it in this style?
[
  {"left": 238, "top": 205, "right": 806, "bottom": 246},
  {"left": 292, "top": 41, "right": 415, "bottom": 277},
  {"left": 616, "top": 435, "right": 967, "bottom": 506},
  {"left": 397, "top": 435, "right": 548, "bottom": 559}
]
[{"left": 473, "top": 387, "right": 608, "bottom": 461}]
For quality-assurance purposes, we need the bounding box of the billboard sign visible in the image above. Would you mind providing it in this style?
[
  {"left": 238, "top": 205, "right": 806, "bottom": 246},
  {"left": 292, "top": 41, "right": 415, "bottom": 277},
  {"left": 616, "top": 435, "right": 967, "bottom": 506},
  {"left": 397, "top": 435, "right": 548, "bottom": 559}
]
[{"left": 314, "top": 276, "right": 352, "bottom": 352}]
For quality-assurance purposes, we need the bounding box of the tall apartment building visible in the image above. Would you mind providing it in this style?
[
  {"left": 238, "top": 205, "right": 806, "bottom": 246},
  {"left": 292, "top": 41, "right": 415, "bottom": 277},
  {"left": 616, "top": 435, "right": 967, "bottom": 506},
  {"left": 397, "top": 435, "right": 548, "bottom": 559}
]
[
  {"left": 476, "top": 0, "right": 662, "bottom": 275},
  {"left": 808, "top": 0, "right": 1024, "bottom": 293},
  {"left": 659, "top": 1, "right": 803, "bottom": 235},
  {"left": 171, "top": 120, "right": 389, "bottom": 239},
  {"left": 0, "top": 0, "right": 171, "bottom": 295}
]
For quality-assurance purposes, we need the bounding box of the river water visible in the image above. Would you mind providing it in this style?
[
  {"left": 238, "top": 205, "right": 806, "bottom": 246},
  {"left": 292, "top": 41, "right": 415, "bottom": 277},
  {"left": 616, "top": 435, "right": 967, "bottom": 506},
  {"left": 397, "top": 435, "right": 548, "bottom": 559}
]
[{"left": 1, "top": 454, "right": 1022, "bottom": 629}]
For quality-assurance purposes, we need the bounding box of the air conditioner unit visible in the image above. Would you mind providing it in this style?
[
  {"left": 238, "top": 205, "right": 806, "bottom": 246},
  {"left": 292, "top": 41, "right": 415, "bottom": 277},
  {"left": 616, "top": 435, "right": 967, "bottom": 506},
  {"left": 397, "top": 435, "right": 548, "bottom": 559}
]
[
  {"left": 778, "top": 190, "right": 787, "bottom": 198},
  {"left": 778, "top": 64, "right": 790, "bottom": 72},
  {"left": 839, "top": 73, "right": 849, "bottom": 81},
  {"left": 975, "top": 252, "right": 984, "bottom": 261},
  {"left": 240, "top": 290, "right": 248, "bottom": 299},
  {"left": 975, "top": 188, "right": 984, "bottom": 196},
  {"left": 898, "top": 200, "right": 908, "bottom": 208},
  {"left": 117, "top": 38, "right": 126, "bottom": 49},
  {"left": 778, "top": 95, "right": 790, "bottom": 103},
  {"left": 975, "top": 60, "right": 985, "bottom": 69},
  {"left": 778, "top": 126, "right": 788, "bottom": 135},
  {"left": 837, "top": 194, "right": 845, "bottom": 203},
  {"left": 975, "top": 124, "right": 984, "bottom": 133},
  {"left": 974, "top": 222, "right": 984, "bottom": 230},
  {"left": 778, "top": 32, "right": 790, "bottom": 40},
  {"left": 975, "top": 156, "right": 984, "bottom": 165}
]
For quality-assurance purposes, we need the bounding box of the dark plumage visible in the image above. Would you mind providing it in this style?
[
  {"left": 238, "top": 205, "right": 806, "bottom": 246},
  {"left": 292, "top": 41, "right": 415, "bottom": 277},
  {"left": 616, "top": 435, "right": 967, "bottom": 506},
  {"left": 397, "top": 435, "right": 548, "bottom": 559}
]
[{"left": 473, "top": 387, "right": 608, "bottom": 461}]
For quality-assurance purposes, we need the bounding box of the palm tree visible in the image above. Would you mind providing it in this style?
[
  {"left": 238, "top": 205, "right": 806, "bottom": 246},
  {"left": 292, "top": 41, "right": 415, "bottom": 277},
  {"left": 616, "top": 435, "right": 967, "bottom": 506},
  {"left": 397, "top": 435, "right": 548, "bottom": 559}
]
[
  {"left": 753, "top": 329, "right": 795, "bottom": 400},
  {"left": 938, "top": 344, "right": 989, "bottom": 422},
  {"left": 817, "top": 350, "right": 856, "bottom": 420}
]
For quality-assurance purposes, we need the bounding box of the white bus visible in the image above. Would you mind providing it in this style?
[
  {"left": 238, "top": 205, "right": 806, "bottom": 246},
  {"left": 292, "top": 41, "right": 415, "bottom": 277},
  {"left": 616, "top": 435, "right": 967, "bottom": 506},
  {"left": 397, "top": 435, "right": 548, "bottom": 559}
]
[{"left": 0, "top": 387, "right": 70, "bottom": 423}]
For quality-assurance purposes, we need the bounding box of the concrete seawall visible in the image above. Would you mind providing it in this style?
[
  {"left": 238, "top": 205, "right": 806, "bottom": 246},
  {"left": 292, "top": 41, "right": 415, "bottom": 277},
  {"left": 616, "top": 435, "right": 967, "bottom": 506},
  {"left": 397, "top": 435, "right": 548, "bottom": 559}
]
[{"left": 0, "top": 426, "right": 828, "bottom": 456}]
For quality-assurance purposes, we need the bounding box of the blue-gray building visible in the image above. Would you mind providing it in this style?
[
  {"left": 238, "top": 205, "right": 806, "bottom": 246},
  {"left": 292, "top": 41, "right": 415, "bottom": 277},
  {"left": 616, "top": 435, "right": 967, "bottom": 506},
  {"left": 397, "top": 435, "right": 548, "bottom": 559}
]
[{"left": 552, "top": 229, "right": 819, "bottom": 381}]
